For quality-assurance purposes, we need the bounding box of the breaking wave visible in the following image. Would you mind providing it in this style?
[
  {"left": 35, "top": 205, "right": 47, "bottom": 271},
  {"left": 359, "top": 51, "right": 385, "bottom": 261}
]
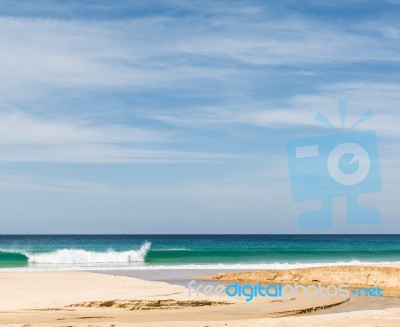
[
  {"left": 28, "top": 241, "right": 151, "bottom": 264},
  {"left": 0, "top": 242, "right": 151, "bottom": 266}
]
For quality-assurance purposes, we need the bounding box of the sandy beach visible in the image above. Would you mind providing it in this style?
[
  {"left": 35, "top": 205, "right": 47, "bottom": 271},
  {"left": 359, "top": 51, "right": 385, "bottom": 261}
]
[{"left": 0, "top": 265, "right": 398, "bottom": 326}]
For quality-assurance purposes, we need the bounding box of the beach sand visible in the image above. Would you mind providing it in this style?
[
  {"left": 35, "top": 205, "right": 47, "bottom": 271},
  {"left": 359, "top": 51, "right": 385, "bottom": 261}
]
[
  {"left": 0, "top": 266, "right": 398, "bottom": 326},
  {"left": 211, "top": 265, "right": 400, "bottom": 295}
]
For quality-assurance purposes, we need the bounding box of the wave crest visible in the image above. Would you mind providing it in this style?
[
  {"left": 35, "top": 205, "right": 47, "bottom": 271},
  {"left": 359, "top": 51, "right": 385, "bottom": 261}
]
[{"left": 28, "top": 241, "right": 151, "bottom": 264}]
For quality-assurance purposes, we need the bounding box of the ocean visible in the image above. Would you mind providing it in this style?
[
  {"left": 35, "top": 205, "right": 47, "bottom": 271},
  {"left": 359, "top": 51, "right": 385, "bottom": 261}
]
[{"left": 0, "top": 234, "right": 398, "bottom": 271}]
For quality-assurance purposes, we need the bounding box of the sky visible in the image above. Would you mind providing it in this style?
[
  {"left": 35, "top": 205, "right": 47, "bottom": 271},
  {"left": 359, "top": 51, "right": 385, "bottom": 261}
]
[{"left": 0, "top": 0, "right": 399, "bottom": 233}]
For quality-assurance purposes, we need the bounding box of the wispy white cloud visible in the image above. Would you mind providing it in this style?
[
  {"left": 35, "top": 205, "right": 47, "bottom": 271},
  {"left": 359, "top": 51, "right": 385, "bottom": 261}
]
[
  {"left": 0, "top": 144, "right": 233, "bottom": 163},
  {"left": 0, "top": 9, "right": 399, "bottom": 95},
  {"left": 0, "top": 111, "right": 232, "bottom": 163},
  {"left": 0, "top": 16, "right": 233, "bottom": 94},
  {"left": 142, "top": 82, "right": 400, "bottom": 137},
  {"left": 1, "top": 9, "right": 398, "bottom": 161},
  {"left": 0, "top": 111, "right": 167, "bottom": 144}
]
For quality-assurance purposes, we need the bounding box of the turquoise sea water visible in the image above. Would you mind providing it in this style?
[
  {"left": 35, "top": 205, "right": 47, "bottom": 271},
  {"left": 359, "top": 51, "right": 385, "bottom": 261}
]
[{"left": 0, "top": 235, "right": 398, "bottom": 270}]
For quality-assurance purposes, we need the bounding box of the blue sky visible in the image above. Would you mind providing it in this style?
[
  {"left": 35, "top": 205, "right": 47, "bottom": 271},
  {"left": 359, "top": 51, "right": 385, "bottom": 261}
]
[{"left": 0, "top": 0, "right": 399, "bottom": 233}]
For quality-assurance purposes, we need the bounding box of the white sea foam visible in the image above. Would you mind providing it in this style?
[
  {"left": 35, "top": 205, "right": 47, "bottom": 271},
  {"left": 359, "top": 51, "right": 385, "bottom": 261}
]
[
  {"left": 27, "top": 241, "right": 151, "bottom": 264},
  {"left": 1, "top": 259, "right": 398, "bottom": 272},
  {"left": 88, "top": 260, "right": 396, "bottom": 270}
]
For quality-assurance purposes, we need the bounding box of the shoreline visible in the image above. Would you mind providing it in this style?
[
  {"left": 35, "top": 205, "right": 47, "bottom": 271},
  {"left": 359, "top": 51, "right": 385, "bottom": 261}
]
[{"left": 1, "top": 259, "right": 399, "bottom": 273}]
